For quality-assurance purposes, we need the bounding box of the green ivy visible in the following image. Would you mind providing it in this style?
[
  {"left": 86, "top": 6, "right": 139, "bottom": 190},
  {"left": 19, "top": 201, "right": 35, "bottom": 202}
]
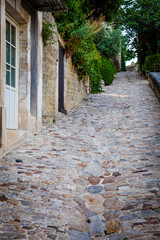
[{"left": 42, "top": 22, "right": 57, "bottom": 46}]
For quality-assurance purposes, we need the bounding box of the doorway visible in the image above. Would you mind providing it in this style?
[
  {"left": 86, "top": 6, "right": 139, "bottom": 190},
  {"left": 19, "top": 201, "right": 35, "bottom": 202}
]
[{"left": 58, "top": 45, "right": 67, "bottom": 114}]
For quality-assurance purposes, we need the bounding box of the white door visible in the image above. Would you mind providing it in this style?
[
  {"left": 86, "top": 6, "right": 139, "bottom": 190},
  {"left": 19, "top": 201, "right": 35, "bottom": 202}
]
[{"left": 5, "top": 19, "right": 18, "bottom": 129}]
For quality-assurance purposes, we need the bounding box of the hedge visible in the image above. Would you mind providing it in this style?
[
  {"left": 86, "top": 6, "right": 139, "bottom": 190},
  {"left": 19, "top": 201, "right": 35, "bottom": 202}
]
[
  {"left": 142, "top": 54, "right": 160, "bottom": 72},
  {"left": 100, "top": 57, "right": 116, "bottom": 86}
]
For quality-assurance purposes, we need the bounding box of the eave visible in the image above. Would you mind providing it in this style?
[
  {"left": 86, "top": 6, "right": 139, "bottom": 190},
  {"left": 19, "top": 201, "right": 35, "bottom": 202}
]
[{"left": 29, "top": 0, "right": 68, "bottom": 13}]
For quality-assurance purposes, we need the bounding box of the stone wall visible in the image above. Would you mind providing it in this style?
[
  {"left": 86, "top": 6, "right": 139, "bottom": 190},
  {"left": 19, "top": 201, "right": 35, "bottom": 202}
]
[
  {"left": 19, "top": 17, "right": 31, "bottom": 131},
  {"left": 148, "top": 72, "right": 160, "bottom": 102},
  {"left": 42, "top": 14, "right": 89, "bottom": 123},
  {"left": 64, "top": 56, "right": 89, "bottom": 112},
  {"left": 42, "top": 12, "right": 59, "bottom": 124}
]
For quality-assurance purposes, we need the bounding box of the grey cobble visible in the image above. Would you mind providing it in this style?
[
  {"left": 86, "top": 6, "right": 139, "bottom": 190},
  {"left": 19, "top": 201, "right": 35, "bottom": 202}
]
[{"left": 0, "top": 72, "right": 160, "bottom": 239}]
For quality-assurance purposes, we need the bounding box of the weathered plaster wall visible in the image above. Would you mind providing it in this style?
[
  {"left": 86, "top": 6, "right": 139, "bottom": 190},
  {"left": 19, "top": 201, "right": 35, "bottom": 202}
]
[{"left": 42, "top": 12, "right": 59, "bottom": 124}]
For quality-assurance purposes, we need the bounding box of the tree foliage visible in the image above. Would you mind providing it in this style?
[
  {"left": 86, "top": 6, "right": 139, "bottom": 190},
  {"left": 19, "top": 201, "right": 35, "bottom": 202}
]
[
  {"left": 120, "top": 35, "right": 136, "bottom": 71},
  {"left": 116, "top": 0, "right": 160, "bottom": 68},
  {"left": 54, "top": 0, "right": 120, "bottom": 92},
  {"left": 94, "top": 25, "right": 122, "bottom": 59},
  {"left": 83, "top": 0, "right": 123, "bottom": 21}
]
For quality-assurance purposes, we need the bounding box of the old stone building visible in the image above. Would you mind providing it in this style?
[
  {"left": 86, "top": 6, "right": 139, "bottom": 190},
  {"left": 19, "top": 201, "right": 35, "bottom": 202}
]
[
  {"left": 0, "top": 0, "right": 43, "bottom": 155},
  {"left": 0, "top": 0, "right": 89, "bottom": 155}
]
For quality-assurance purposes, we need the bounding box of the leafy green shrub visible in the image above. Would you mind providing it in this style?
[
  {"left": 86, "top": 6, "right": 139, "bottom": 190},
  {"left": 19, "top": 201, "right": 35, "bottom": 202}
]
[
  {"left": 72, "top": 45, "right": 103, "bottom": 93},
  {"left": 89, "top": 59, "right": 103, "bottom": 93},
  {"left": 100, "top": 57, "right": 116, "bottom": 85},
  {"left": 142, "top": 54, "right": 160, "bottom": 72}
]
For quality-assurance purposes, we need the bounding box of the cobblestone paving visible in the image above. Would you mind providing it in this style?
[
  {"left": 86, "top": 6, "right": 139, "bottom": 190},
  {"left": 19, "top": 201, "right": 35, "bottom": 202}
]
[{"left": 0, "top": 72, "right": 160, "bottom": 240}]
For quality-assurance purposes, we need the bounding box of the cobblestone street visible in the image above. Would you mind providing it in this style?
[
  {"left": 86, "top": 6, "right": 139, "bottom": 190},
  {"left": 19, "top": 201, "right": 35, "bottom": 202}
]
[{"left": 0, "top": 72, "right": 160, "bottom": 240}]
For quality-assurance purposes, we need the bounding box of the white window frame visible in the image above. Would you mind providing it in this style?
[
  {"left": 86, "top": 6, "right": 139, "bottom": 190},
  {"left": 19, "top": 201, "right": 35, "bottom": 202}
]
[{"left": 5, "top": 14, "right": 19, "bottom": 130}]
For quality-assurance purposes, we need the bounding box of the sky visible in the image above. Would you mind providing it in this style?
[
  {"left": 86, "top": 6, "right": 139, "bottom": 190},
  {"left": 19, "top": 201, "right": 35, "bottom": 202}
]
[{"left": 126, "top": 57, "right": 137, "bottom": 66}]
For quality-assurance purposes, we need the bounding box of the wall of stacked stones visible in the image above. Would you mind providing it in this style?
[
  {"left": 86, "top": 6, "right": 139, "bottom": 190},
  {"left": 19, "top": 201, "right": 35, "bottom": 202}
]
[
  {"left": 42, "top": 13, "right": 89, "bottom": 123},
  {"left": 42, "top": 12, "right": 59, "bottom": 124},
  {"left": 64, "top": 56, "right": 89, "bottom": 112}
]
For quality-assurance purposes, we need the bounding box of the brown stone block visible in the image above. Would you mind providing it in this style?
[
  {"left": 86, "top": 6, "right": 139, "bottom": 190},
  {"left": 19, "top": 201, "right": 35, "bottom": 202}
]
[
  {"left": 88, "top": 205, "right": 104, "bottom": 214},
  {"left": 7, "top": 199, "right": 20, "bottom": 205},
  {"left": 89, "top": 176, "right": 101, "bottom": 185},
  {"left": 103, "top": 161, "right": 109, "bottom": 165},
  {"left": 78, "top": 162, "right": 87, "bottom": 167},
  {"left": 102, "top": 192, "right": 115, "bottom": 198},
  {"left": 69, "top": 213, "right": 89, "bottom": 232},
  {"left": 85, "top": 195, "right": 102, "bottom": 206},
  {"left": 103, "top": 198, "right": 122, "bottom": 210},
  {"left": 107, "top": 220, "right": 120, "bottom": 234},
  {"left": 102, "top": 176, "right": 116, "bottom": 184}
]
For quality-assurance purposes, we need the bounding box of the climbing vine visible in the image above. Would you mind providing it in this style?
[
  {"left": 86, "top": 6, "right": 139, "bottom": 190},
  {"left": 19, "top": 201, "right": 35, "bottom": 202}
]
[{"left": 42, "top": 22, "right": 57, "bottom": 46}]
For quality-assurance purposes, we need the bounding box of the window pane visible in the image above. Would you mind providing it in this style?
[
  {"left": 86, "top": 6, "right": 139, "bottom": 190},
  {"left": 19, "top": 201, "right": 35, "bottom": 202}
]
[
  {"left": 11, "top": 25, "right": 16, "bottom": 46},
  {"left": 11, "top": 67, "right": 16, "bottom": 88},
  {"left": 6, "top": 21, "right": 10, "bottom": 42},
  {"left": 11, "top": 47, "right": 16, "bottom": 67},
  {"left": 6, "top": 64, "right": 10, "bottom": 85},
  {"left": 6, "top": 42, "right": 10, "bottom": 64}
]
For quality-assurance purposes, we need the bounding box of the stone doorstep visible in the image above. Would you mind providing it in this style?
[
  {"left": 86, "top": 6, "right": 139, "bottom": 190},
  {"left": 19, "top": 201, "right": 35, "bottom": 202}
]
[{"left": 1, "top": 130, "right": 35, "bottom": 158}]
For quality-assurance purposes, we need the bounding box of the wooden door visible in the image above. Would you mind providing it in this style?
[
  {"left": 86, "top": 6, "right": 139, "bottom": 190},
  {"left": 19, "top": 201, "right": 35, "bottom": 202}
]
[
  {"left": 58, "top": 45, "right": 67, "bottom": 114},
  {"left": 58, "top": 45, "right": 64, "bottom": 112}
]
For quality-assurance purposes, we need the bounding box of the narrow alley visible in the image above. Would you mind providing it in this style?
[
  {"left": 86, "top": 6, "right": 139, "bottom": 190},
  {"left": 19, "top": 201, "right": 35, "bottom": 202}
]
[{"left": 0, "top": 72, "right": 160, "bottom": 240}]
